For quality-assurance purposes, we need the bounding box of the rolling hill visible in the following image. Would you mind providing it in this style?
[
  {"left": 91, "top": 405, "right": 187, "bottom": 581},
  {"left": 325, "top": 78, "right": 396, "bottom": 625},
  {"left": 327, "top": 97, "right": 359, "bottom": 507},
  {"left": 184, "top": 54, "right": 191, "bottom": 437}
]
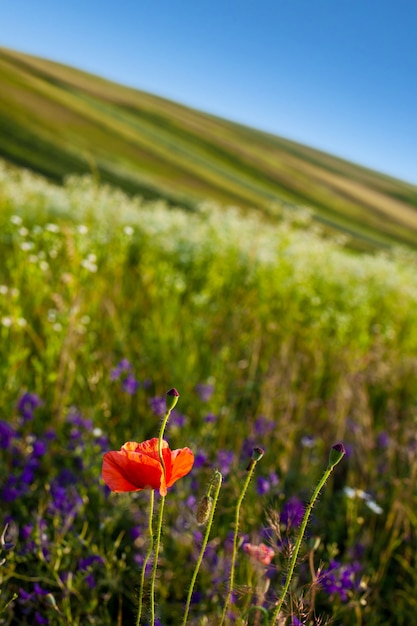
[{"left": 1, "top": 46, "right": 417, "bottom": 249}]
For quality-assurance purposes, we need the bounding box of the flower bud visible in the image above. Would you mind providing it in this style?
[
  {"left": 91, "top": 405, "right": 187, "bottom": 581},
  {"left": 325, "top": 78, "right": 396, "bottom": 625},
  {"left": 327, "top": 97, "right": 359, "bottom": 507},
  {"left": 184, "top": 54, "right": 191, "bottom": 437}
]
[
  {"left": 246, "top": 447, "right": 265, "bottom": 471},
  {"left": 252, "top": 447, "right": 265, "bottom": 461},
  {"left": 166, "top": 388, "right": 180, "bottom": 411},
  {"left": 196, "top": 495, "right": 213, "bottom": 526},
  {"left": 328, "top": 442, "right": 346, "bottom": 468}
]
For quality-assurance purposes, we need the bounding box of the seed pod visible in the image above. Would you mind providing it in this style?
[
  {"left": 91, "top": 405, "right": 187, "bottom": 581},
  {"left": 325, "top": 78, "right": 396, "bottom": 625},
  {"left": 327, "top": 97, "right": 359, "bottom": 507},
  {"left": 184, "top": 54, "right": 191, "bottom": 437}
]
[{"left": 196, "top": 495, "right": 213, "bottom": 526}]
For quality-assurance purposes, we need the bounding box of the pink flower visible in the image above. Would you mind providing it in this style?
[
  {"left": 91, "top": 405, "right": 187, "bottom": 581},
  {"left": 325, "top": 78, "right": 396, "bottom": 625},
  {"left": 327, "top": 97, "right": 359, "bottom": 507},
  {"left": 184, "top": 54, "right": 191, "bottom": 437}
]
[{"left": 243, "top": 542, "right": 275, "bottom": 566}]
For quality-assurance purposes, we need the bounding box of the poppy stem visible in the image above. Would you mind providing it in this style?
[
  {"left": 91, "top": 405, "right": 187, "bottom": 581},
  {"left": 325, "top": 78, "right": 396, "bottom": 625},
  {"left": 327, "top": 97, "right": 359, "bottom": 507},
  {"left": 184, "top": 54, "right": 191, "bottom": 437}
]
[
  {"left": 149, "top": 494, "right": 166, "bottom": 626},
  {"left": 157, "top": 390, "right": 179, "bottom": 481},
  {"left": 136, "top": 489, "right": 155, "bottom": 626},
  {"left": 181, "top": 470, "right": 223, "bottom": 626},
  {"left": 270, "top": 443, "right": 345, "bottom": 624},
  {"left": 219, "top": 451, "right": 263, "bottom": 626}
]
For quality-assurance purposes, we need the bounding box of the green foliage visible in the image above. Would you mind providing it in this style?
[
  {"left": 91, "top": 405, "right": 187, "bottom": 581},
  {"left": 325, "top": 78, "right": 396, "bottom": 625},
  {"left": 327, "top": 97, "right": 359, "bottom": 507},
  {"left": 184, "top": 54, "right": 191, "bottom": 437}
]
[{"left": 1, "top": 162, "right": 417, "bottom": 624}]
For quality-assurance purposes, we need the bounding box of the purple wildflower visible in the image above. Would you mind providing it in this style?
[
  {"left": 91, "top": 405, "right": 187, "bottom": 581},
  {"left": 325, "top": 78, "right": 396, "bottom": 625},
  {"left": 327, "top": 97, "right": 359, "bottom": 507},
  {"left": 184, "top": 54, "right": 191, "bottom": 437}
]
[
  {"left": 170, "top": 410, "right": 186, "bottom": 427},
  {"left": 318, "top": 559, "right": 362, "bottom": 602},
  {"left": 281, "top": 496, "right": 304, "bottom": 528},
  {"left": 21, "top": 524, "right": 34, "bottom": 541},
  {"left": 79, "top": 555, "right": 105, "bottom": 571},
  {"left": 256, "top": 471, "right": 279, "bottom": 495},
  {"left": 121, "top": 372, "right": 140, "bottom": 395},
  {"left": 48, "top": 480, "right": 83, "bottom": 522},
  {"left": 195, "top": 383, "right": 214, "bottom": 402},
  {"left": 32, "top": 439, "right": 47, "bottom": 457},
  {"left": 300, "top": 435, "right": 316, "bottom": 448},
  {"left": 253, "top": 416, "right": 275, "bottom": 437},
  {"left": 377, "top": 431, "right": 390, "bottom": 448},
  {"left": 149, "top": 395, "right": 167, "bottom": 416},
  {"left": 66, "top": 408, "right": 92, "bottom": 430},
  {"left": 17, "top": 392, "right": 42, "bottom": 422},
  {"left": 0, "top": 420, "right": 15, "bottom": 449},
  {"left": 194, "top": 451, "right": 208, "bottom": 468},
  {"left": 216, "top": 449, "right": 234, "bottom": 476},
  {"left": 110, "top": 358, "right": 132, "bottom": 380}
]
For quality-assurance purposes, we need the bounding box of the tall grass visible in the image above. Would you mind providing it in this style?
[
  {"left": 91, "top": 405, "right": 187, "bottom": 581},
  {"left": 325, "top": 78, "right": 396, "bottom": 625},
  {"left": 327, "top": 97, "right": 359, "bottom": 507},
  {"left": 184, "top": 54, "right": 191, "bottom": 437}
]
[{"left": 1, "top": 160, "right": 417, "bottom": 624}]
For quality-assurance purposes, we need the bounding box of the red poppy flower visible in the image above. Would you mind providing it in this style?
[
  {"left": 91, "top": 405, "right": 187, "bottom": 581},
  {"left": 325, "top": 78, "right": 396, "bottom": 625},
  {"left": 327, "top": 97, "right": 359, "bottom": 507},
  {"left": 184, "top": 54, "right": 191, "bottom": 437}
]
[{"left": 102, "top": 438, "right": 194, "bottom": 496}]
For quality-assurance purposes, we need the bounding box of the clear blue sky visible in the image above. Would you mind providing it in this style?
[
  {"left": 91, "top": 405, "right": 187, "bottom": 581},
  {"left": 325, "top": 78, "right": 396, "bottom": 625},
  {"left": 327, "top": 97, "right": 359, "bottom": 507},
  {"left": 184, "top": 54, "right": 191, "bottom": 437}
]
[{"left": 1, "top": 0, "right": 416, "bottom": 185}]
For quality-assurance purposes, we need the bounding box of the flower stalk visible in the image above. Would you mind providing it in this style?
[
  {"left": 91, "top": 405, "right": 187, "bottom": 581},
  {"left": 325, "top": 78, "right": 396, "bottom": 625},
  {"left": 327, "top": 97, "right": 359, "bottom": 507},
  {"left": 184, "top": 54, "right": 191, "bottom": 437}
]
[
  {"left": 135, "top": 489, "right": 155, "bottom": 626},
  {"left": 182, "top": 470, "right": 223, "bottom": 626},
  {"left": 219, "top": 448, "right": 264, "bottom": 626},
  {"left": 149, "top": 388, "right": 180, "bottom": 626},
  {"left": 270, "top": 443, "right": 346, "bottom": 624}
]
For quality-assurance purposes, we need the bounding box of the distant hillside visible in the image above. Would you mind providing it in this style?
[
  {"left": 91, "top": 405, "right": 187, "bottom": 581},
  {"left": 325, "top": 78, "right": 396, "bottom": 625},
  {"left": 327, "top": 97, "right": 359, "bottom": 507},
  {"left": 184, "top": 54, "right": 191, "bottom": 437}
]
[{"left": 1, "top": 46, "right": 417, "bottom": 249}]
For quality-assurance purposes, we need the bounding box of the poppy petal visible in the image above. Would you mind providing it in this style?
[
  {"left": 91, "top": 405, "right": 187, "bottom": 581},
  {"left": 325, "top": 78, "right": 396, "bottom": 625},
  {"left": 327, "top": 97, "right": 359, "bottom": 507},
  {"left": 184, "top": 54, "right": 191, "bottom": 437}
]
[
  {"left": 102, "top": 448, "right": 162, "bottom": 492},
  {"left": 128, "top": 438, "right": 168, "bottom": 457},
  {"left": 167, "top": 447, "right": 194, "bottom": 488}
]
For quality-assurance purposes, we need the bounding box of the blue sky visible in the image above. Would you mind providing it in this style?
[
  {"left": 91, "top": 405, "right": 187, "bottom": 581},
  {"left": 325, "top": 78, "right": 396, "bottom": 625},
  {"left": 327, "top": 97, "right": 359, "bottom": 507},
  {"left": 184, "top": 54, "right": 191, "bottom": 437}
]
[{"left": 1, "top": 0, "right": 416, "bottom": 185}]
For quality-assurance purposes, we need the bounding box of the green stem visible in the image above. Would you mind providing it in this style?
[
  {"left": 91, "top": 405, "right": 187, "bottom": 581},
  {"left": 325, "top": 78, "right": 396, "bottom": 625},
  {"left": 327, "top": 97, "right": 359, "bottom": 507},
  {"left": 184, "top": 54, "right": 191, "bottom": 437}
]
[
  {"left": 148, "top": 403, "right": 173, "bottom": 625},
  {"left": 219, "top": 461, "right": 258, "bottom": 626},
  {"left": 136, "top": 489, "right": 155, "bottom": 626},
  {"left": 181, "top": 471, "right": 223, "bottom": 626},
  {"left": 157, "top": 409, "right": 171, "bottom": 477},
  {"left": 149, "top": 494, "right": 166, "bottom": 626},
  {"left": 270, "top": 464, "right": 337, "bottom": 624}
]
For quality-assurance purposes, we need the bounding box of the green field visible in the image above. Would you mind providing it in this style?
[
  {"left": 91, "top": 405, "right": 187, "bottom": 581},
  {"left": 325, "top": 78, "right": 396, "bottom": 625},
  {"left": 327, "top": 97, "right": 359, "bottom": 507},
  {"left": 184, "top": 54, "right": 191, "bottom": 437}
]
[
  {"left": 1, "top": 46, "right": 417, "bottom": 251},
  {"left": 1, "top": 161, "right": 417, "bottom": 624}
]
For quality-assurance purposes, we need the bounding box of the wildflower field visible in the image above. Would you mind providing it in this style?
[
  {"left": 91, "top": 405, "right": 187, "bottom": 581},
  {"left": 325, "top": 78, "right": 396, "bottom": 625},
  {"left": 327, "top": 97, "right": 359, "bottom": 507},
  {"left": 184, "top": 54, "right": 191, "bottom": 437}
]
[{"left": 1, "top": 161, "right": 417, "bottom": 625}]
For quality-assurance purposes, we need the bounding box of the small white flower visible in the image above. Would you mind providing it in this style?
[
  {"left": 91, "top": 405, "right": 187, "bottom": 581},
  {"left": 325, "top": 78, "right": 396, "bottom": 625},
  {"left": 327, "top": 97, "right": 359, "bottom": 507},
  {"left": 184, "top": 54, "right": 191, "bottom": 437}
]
[
  {"left": 19, "top": 227, "right": 29, "bottom": 237},
  {"left": 78, "top": 224, "right": 88, "bottom": 235},
  {"left": 365, "top": 500, "right": 383, "bottom": 515},
  {"left": 81, "top": 254, "right": 98, "bottom": 273},
  {"left": 356, "top": 489, "right": 370, "bottom": 501},
  {"left": 124, "top": 225, "right": 134, "bottom": 236},
  {"left": 0, "top": 285, "right": 8, "bottom": 295},
  {"left": 343, "top": 486, "right": 356, "bottom": 499},
  {"left": 343, "top": 486, "right": 383, "bottom": 514},
  {"left": 17, "top": 318, "right": 27, "bottom": 328},
  {"left": 39, "top": 261, "right": 49, "bottom": 272},
  {"left": 10, "top": 215, "right": 22, "bottom": 225},
  {"left": 47, "top": 309, "right": 57, "bottom": 322},
  {"left": 1, "top": 317, "right": 12, "bottom": 328},
  {"left": 45, "top": 223, "right": 59, "bottom": 233},
  {"left": 20, "top": 242, "right": 34, "bottom": 251}
]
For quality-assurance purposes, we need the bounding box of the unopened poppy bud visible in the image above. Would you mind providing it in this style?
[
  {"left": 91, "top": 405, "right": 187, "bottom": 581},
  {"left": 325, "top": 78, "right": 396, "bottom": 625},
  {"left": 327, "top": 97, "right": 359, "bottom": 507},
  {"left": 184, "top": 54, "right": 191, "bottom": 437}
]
[
  {"left": 246, "top": 447, "right": 265, "bottom": 471},
  {"left": 166, "top": 388, "right": 180, "bottom": 411},
  {"left": 196, "top": 495, "right": 213, "bottom": 526},
  {"left": 252, "top": 447, "right": 264, "bottom": 461},
  {"left": 328, "top": 442, "right": 346, "bottom": 468}
]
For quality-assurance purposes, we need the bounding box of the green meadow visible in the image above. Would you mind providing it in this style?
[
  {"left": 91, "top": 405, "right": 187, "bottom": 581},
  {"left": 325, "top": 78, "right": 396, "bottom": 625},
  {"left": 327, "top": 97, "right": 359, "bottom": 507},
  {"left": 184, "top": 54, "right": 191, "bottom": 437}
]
[
  {"left": 1, "top": 46, "right": 417, "bottom": 252},
  {"left": 1, "top": 160, "right": 417, "bottom": 624}
]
